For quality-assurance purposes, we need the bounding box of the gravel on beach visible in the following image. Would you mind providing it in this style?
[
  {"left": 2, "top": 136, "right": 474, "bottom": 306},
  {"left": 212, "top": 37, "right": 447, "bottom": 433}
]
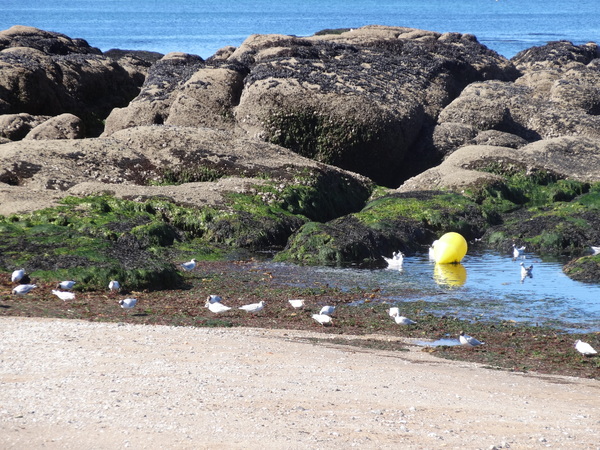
[{"left": 1, "top": 317, "right": 599, "bottom": 449}]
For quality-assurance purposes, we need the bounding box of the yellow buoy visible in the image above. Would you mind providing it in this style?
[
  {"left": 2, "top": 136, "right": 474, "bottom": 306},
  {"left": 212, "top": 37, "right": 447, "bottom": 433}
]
[{"left": 433, "top": 232, "right": 468, "bottom": 264}]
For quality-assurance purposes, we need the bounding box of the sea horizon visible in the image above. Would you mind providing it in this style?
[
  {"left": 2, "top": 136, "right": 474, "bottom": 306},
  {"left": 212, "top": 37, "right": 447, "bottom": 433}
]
[{"left": 2, "top": 0, "right": 599, "bottom": 59}]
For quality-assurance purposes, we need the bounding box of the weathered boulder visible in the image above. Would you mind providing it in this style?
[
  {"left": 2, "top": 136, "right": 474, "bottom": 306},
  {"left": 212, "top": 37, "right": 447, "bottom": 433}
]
[
  {"left": 398, "top": 137, "right": 600, "bottom": 193},
  {"left": 0, "top": 113, "right": 50, "bottom": 140},
  {"left": 103, "top": 25, "right": 518, "bottom": 186},
  {"left": 0, "top": 26, "right": 148, "bottom": 136},
  {"left": 24, "top": 113, "right": 84, "bottom": 140}
]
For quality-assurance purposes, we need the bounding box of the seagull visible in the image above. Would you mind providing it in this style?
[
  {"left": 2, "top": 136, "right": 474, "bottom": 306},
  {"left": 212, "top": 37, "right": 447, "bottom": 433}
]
[
  {"left": 57, "top": 280, "right": 76, "bottom": 290},
  {"left": 12, "top": 284, "right": 37, "bottom": 295},
  {"left": 181, "top": 259, "right": 197, "bottom": 271},
  {"left": 288, "top": 299, "right": 305, "bottom": 309},
  {"left": 388, "top": 307, "right": 400, "bottom": 318},
  {"left": 513, "top": 244, "right": 526, "bottom": 259},
  {"left": 575, "top": 340, "right": 598, "bottom": 356},
  {"left": 52, "top": 290, "right": 75, "bottom": 301},
  {"left": 312, "top": 314, "right": 332, "bottom": 326},
  {"left": 520, "top": 262, "right": 533, "bottom": 281},
  {"left": 319, "top": 305, "right": 335, "bottom": 316},
  {"left": 205, "top": 300, "right": 231, "bottom": 313},
  {"left": 108, "top": 280, "right": 121, "bottom": 292},
  {"left": 591, "top": 246, "right": 600, "bottom": 255},
  {"left": 11, "top": 268, "right": 25, "bottom": 283},
  {"left": 459, "top": 331, "right": 484, "bottom": 347},
  {"left": 206, "top": 294, "right": 222, "bottom": 303},
  {"left": 239, "top": 301, "right": 265, "bottom": 313},
  {"left": 395, "top": 315, "right": 416, "bottom": 325},
  {"left": 119, "top": 298, "right": 138, "bottom": 311},
  {"left": 383, "top": 251, "right": 404, "bottom": 269}
]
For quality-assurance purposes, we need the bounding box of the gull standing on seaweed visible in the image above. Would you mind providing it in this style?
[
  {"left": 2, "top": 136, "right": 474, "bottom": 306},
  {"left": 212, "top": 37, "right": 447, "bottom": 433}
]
[
  {"left": 108, "top": 280, "right": 121, "bottom": 293},
  {"left": 12, "top": 284, "right": 37, "bottom": 295},
  {"left": 11, "top": 269, "right": 25, "bottom": 283},
  {"left": 206, "top": 294, "right": 222, "bottom": 303},
  {"left": 57, "top": 280, "right": 76, "bottom": 290},
  {"left": 288, "top": 299, "right": 305, "bottom": 309},
  {"left": 205, "top": 300, "right": 232, "bottom": 313},
  {"left": 388, "top": 307, "right": 400, "bottom": 318},
  {"left": 319, "top": 305, "right": 335, "bottom": 316},
  {"left": 119, "top": 298, "right": 138, "bottom": 312},
  {"left": 575, "top": 340, "right": 597, "bottom": 356},
  {"left": 395, "top": 315, "right": 416, "bottom": 325},
  {"left": 312, "top": 314, "right": 332, "bottom": 326},
  {"left": 52, "top": 290, "right": 76, "bottom": 301},
  {"left": 239, "top": 301, "right": 265, "bottom": 313},
  {"left": 459, "top": 331, "right": 484, "bottom": 347},
  {"left": 181, "top": 259, "right": 197, "bottom": 271}
]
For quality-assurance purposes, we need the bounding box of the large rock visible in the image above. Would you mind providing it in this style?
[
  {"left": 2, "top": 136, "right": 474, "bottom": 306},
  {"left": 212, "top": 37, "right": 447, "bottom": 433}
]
[
  {"left": 398, "top": 137, "right": 600, "bottom": 193},
  {"left": 23, "top": 113, "right": 84, "bottom": 140},
  {"left": 0, "top": 125, "right": 371, "bottom": 220},
  {"left": 0, "top": 26, "right": 149, "bottom": 136},
  {"left": 103, "top": 25, "right": 518, "bottom": 186}
]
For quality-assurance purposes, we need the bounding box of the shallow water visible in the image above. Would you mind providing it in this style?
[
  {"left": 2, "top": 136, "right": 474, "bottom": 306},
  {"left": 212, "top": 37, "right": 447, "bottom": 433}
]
[{"left": 262, "top": 248, "right": 600, "bottom": 332}]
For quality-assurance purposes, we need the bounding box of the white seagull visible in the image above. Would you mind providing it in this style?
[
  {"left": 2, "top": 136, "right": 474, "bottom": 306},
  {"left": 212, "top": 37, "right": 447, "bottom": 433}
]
[
  {"left": 591, "top": 246, "right": 600, "bottom": 255},
  {"left": 205, "top": 300, "right": 231, "bottom": 313},
  {"left": 459, "top": 331, "right": 484, "bottom": 347},
  {"left": 288, "top": 299, "right": 305, "bottom": 309},
  {"left": 119, "top": 298, "right": 138, "bottom": 310},
  {"left": 319, "top": 305, "right": 336, "bottom": 316},
  {"left": 12, "top": 284, "right": 37, "bottom": 295},
  {"left": 520, "top": 262, "right": 533, "bottom": 281},
  {"left": 312, "top": 314, "right": 332, "bottom": 326},
  {"left": 181, "top": 259, "right": 197, "bottom": 271},
  {"left": 206, "top": 294, "right": 222, "bottom": 303},
  {"left": 57, "top": 280, "right": 76, "bottom": 290},
  {"left": 395, "top": 315, "right": 416, "bottom": 325},
  {"left": 11, "top": 268, "right": 25, "bottom": 283},
  {"left": 388, "top": 307, "right": 400, "bottom": 318},
  {"left": 428, "top": 240, "right": 439, "bottom": 260},
  {"left": 575, "top": 340, "right": 598, "bottom": 356},
  {"left": 239, "top": 301, "right": 265, "bottom": 313},
  {"left": 52, "top": 290, "right": 75, "bottom": 301},
  {"left": 513, "top": 244, "right": 526, "bottom": 259},
  {"left": 108, "top": 280, "right": 121, "bottom": 292},
  {"left": 383, "top": 251, "right": 404, "bottom": 269}
]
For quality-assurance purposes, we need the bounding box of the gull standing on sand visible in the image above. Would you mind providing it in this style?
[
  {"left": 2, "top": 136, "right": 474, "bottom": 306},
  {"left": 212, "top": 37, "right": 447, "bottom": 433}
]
[
  {"left": 459, "top": 331, "right": 484, "bottom": 347},
  {"left": 205, "top": 300, "right": 231, "bottom": 313},
  {"left": 288, "top": 299, "right": 305, "bottom": 309},
  {"left": 12, "top": 284, "right": 37, "bottom": 295},
  {"left": 395, "top": 315, "right": 416, "bottom": 325},
  {"left": 312, "top": 314, "right": 332, "bottom": 326},
  {"left": 319, "top": 305, "right": 335, "bottom": 316},
  {"left": 119, "top": 298, "right": 138, "bottom": 311},
  {"left": 575, "top": 340, "right": 597, "bottom": 356},
  {"left": 11, "top": 269, "right": 25, "bottom": 283},
  {"left": 239, "top": 301, "right": 265, "bottom": 313},
  {"left": 57, "top": 280, "right": 76, "bottom": 290},
  {"left": 52, "top": 290, "right": 75, "bottom": 301},
  {"left": 181, "top": 259, "right": 197, "bottom": 271}
]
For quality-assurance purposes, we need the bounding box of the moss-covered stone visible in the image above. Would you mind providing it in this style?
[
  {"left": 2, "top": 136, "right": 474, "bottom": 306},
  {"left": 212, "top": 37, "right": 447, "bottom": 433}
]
[
  {"left": 563, "top": 254, "right": 600, "bottom": 283},
  {"left": 275, "top": 191, "right": 488, "bottom": 266}
]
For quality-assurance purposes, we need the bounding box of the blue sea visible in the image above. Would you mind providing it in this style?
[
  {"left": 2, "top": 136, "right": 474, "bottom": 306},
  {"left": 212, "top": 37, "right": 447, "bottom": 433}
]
[{"left": 2, "top": 0, "right": 599, "bottom": 59}]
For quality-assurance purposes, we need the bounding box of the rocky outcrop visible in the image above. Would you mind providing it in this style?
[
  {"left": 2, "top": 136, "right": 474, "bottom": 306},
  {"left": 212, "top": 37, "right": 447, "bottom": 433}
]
[
  {"left": 23, "top": 113, "right": 84, "bottom": 140},
  {"left": 0, "top": 26, "right": 150, "bottom": 136},
  {"left": 103, "top": 25, "right": 518, "bottom": 186}
]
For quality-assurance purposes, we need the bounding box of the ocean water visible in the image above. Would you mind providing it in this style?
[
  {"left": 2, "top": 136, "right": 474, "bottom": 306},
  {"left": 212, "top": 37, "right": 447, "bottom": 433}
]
[{"left": 2, "top": 0, "right": 599, "bottom": 59}]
